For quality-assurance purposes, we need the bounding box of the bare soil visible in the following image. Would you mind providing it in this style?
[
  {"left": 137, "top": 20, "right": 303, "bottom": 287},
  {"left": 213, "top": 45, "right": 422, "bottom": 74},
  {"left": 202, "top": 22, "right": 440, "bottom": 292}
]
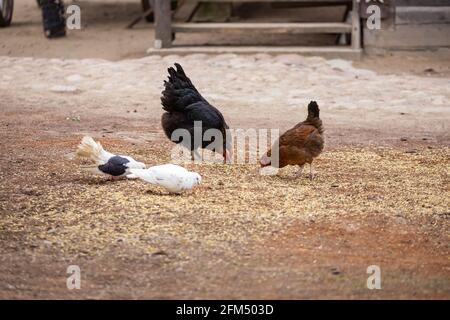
[{"left": 0, "top": 0, "right": 449, "bottom": 299}]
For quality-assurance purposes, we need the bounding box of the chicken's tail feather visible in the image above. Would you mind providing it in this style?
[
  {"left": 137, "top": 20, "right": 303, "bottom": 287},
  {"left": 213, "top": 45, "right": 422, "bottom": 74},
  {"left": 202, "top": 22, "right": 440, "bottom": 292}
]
[
  {"left": 306, "top": 101, "right": 324, "bottom": 133},
  {"left": 129, "top": 169, "right": 157, "bottom": 184},
  {"left": 76, "top": 136, "right": 113, "bottom": 164},
  {"left": 307, "top": 101, "right": 320, "bottom": 118},
  {"left": 161, "top": 63, "right": 205, "bottom": 113}
]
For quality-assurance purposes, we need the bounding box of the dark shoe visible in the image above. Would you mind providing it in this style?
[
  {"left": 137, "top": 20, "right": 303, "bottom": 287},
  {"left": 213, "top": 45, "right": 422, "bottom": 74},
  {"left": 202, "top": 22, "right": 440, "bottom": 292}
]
[{"left": 41, "top": 0, "right": 66, "bottom": 38}]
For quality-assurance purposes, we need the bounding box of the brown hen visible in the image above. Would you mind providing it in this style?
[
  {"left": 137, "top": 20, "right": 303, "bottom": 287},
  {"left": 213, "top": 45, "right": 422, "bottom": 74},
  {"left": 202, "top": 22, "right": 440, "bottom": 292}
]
[{"left": 260, "top": 101, "right": 324, "bottom": 179}]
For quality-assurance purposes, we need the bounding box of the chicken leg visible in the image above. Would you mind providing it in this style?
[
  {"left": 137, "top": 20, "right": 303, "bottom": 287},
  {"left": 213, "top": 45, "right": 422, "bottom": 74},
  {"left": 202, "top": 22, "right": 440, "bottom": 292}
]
[{"left": 309, "top": 163, "right": 315, "bottom": 180}]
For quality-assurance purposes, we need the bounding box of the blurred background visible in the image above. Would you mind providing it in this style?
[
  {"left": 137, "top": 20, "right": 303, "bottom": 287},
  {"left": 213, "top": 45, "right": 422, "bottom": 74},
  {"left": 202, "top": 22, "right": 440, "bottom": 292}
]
[{"left": 1, "top": 0, "right": 449, "bottom": 64}]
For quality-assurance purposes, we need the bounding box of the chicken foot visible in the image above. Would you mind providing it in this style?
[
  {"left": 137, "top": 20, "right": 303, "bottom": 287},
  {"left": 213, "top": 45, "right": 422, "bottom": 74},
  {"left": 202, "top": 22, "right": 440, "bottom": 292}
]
[{"left": 309, "top": 163, "right": 316, "bottom": 180}]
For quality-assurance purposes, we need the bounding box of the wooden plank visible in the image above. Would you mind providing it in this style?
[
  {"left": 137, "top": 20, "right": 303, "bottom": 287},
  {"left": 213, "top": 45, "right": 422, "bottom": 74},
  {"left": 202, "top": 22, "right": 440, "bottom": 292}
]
[
  {"left": 364, "top": 23, "right": 450, "bottom": 50},
  {"left": 147, "top": 45, "right": 363, "bottom": 60},
  {"left": 127, "top": 7, "right": 153, "bottom": 29},
  {"left": 173, "top": 22, "right": 352, "bottom": 34},
  {"left": 396, "top": 6, "right": 450, "bottom": 25},
  {"left": 154, "top": 0, "right": 172, "bottom": 49},
  {"left": 395, "top": 0, "right": 450, "bottom": 6},
  {"left": 351, "top": 0, "right": 361, "bottom": 50}
]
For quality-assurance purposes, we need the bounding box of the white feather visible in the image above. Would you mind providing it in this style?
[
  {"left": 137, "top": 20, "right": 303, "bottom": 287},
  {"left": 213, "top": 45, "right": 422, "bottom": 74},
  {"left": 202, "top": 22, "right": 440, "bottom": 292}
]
[
  {"left": 129, "top": 164, "right": 201, "bottom": 194},
  {"left": 76, "top": 136, "right": 115, "bottom": 165},
  {"left": 122, "top": 156, "right": 146, "bottom": 170}
]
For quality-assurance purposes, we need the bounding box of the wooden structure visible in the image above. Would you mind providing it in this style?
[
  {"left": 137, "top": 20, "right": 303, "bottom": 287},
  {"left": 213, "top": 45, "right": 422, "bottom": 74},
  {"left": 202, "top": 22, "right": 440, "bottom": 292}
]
[
  {"left": 151, "top": 0, "right": 450, "bottom": 56},
  {"left": 363, "top": 0, "right": 450, "bottom": 52},
  {"left": 152, "top": 0, "right": 362, "bottom": 58}
]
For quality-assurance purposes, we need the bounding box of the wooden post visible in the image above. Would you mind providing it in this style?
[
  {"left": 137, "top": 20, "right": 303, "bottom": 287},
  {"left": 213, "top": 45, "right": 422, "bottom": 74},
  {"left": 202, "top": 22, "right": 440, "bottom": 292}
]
[
  {"left": 154, "top": 0, "right": 172, "bottom": 48},
  {"left": 351, "top": 0, "right": 361, "bottom": 50}
]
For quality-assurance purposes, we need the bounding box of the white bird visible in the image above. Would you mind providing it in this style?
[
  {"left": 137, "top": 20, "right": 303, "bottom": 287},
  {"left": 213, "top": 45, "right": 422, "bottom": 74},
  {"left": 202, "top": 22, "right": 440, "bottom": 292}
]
[
  {"left": 76, "top": 136, "right": 146, "bottom": 180},
  {"left": 128, "top": 164, "right": 201, "bottom": 194}
]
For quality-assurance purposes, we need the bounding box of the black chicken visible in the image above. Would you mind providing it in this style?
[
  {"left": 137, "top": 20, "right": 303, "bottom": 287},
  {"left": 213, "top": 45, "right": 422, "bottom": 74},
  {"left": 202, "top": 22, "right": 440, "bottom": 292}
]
[{"left": 161, "top": 63, "right": 232, "bottom": 163}]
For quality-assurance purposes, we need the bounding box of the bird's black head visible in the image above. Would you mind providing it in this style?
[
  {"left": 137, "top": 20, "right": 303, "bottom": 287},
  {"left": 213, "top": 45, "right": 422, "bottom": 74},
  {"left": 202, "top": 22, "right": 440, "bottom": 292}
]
[{"left": 307, "top": 101, "right": 320, "bottom": 118}]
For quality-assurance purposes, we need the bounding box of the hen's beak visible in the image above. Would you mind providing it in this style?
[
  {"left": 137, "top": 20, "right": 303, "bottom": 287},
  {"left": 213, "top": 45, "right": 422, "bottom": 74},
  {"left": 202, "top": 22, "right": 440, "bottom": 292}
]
[
  {"left": 259, "top": 154, "right": 271, "bottom": 167},
  {"left": 223, "top": 149, "right": 232, "bottom": 164}
]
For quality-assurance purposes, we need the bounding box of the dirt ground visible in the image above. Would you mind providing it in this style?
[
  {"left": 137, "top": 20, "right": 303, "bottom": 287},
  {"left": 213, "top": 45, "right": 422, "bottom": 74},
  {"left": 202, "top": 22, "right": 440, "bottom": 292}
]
[{"left": 0, "top": 0, "right": 449, "bottom": 300}]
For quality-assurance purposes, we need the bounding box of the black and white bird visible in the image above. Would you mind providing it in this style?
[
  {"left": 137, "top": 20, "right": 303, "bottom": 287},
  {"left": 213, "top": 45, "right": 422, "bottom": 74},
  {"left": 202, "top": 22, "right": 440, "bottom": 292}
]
[
  {"left": 76, "top": 136, "right": 146, "bottom": 180},
  {"left": 128, "top": 164, "right": 201, "bottom": 194}
]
